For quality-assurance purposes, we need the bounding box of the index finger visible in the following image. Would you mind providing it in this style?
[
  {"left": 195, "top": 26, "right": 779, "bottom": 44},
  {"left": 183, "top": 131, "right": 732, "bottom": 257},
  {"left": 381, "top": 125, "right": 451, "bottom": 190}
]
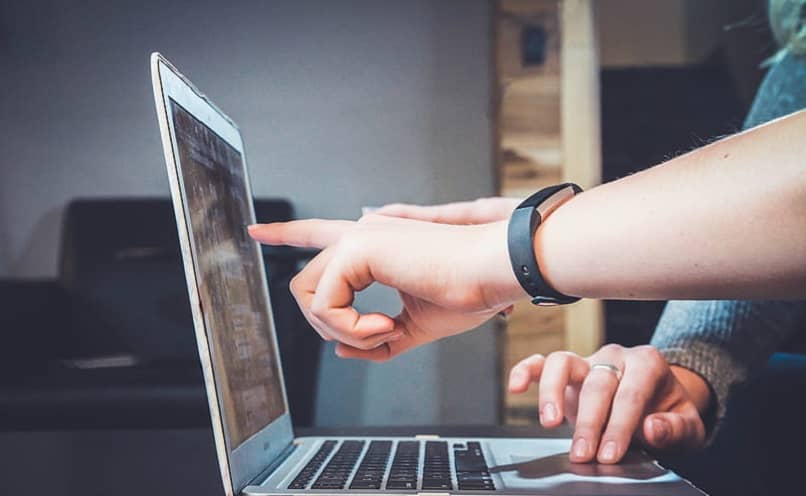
[{"left": 248, "top": 219, "right": 355, "bottom": 248}]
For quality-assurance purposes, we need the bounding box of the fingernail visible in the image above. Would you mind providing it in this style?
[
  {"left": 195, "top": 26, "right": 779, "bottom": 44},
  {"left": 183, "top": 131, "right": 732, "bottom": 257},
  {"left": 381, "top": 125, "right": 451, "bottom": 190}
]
[
  {"left": 541, "top": 403, "right": 557, "bottom": 424},
  {"left": 652, "top": 418, "right": 669, "bottom": 443},
  {"left": 387, "top": 332, "right": 404, "bottom": 342},
  {"left": 573, "top": 438, "right": 587, "bottom": 458},
  {"left": 600, "top": 441, "right": 618, "bottom": 462}
]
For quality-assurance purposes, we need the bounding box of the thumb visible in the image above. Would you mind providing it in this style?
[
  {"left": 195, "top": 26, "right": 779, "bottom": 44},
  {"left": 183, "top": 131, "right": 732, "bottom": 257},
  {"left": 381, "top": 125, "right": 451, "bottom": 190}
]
[
  {"left": 333, "top": 311, "right": 427, "bottom": 362},
  {"left": 642, "top": 410, "right": 705, "bottom": 451}
]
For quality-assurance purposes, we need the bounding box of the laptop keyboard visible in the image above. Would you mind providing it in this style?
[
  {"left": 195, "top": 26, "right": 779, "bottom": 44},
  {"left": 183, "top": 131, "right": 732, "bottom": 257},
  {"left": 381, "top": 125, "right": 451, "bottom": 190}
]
[
  {"left": 311, "top": 440, "right": 365, "bottom": 489},
  {"left": 288, "top": 440, "right": 337, "bottom": 489},
  {"left": 455, "top": 442, "right": 496, "bottom": 491},
  {"left": 351, "top": 441, "right": 393, "bottom": 490},
  {"left": 288, "top": 439, "right": 496, "bottom": 492},
  {"left": 422, "top": 441, "right": 451, "bottom": 490}
]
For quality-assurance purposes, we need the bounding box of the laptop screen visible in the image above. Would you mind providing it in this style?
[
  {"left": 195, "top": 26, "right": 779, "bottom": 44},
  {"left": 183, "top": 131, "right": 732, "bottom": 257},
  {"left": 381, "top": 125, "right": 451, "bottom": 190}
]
[{"left": 170, "top": 99, "right": 287, "bottom": 449}]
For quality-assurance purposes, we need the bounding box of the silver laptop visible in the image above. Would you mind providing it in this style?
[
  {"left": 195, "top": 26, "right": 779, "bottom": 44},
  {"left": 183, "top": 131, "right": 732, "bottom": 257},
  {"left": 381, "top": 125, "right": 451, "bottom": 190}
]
[{"left": 150, "top": 52, "right": 706, "bottom": 496}]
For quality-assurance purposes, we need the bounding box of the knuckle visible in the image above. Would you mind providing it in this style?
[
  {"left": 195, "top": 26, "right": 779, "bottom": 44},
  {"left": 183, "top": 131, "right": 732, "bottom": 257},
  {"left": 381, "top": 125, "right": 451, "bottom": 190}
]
[
  {"left": 545, "top": 351, "right": 573, "bottom": 366},
  {"left": 599, "top": 343, "right": 624, "bottom": 355},
  {"left": 525, "top": 353, "right": 545, "bottom": 366},
  {"left": 339, "top": 231, "right": 367, "bottom": 252},
  {"left": 633, "top": 345, "right": 664, "bottom": 364},
  {"left": 309, "top": 299, "right": 328, "bottom": 320},
  {"left": 357, "top": 213, "right": 379, "bottom": 224},
  {"left": 629, "top": 346, "right": 666, "bottom": 378},
  {"left": 289, "top": 274, "right": 303, "bottom": 294}
]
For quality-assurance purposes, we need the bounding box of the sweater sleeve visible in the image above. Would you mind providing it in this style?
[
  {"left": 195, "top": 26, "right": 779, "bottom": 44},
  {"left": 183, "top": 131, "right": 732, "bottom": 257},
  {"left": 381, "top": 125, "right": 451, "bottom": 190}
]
[{"left": 651, "top": 300, "right": 804, "bottom": 436}]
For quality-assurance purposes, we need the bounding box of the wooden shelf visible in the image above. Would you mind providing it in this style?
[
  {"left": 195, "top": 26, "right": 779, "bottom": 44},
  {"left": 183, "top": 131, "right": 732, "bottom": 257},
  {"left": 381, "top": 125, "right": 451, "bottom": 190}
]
[{"left": 493, "top": 0, "right": 603, "bottom": 424}]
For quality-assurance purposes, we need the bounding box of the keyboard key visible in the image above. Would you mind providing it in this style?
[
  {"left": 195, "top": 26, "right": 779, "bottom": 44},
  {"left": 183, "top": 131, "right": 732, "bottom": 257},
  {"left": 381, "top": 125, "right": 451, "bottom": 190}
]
[
  {"left": 385, "top": 440, "right": 421, "bottom": 490},
  {"left": 453, "top": 441, "right": 496, "bottom": 491},
  {"left": 422, "top": 441, "right": 453, "bottom": 490},
  {"left": 386, "top": 480, "right": 417, "bottom": 490},
  {"left": 287, "top": 440, "right": 337, "bottom": 490},
  {"left": 349, "top": 441, "right": 392, "bottom": 490},
  {"left": 312, "top": 440, "right": 366, "bottom": 490}
]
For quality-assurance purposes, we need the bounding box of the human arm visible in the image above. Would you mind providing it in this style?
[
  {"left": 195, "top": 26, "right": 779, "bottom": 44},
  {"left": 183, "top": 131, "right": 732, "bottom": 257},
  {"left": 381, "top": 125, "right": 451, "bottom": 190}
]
[
  {"left": 381, "top": 109, "right": 806, "bottom": 301},
  {"left": 248, "top": 110, "right": 806, "bottom": 361},
  {"left": 520, "top": 110, "right": 806, "bottom": 302}
]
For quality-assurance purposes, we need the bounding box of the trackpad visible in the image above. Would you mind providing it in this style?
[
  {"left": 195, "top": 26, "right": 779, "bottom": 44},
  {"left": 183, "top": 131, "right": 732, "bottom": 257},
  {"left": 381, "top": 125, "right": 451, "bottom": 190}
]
[
  {"left": 504, "top": 451, "right": 666, "bottom": 479},
  {"left": 488, "top": 439, "right": 703, "bottom": 495}
]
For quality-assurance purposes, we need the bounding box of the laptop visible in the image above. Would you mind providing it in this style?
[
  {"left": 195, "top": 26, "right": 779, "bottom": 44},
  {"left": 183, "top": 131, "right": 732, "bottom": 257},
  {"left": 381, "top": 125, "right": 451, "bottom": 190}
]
[{"left": 150, "top": 52, "right": 706, "bottom": 496}]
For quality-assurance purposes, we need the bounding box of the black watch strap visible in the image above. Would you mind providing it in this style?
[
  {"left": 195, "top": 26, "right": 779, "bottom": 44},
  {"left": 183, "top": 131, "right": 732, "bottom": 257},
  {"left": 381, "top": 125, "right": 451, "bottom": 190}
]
[{"left": 507, "top": 183, "right": 582, "bottom": 306}]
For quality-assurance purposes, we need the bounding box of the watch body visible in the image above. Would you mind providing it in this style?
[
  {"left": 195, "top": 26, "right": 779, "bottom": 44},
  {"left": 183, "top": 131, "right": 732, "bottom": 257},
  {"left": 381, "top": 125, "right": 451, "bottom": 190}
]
[{"left": 507, "top": 183, "right": 582, "bottom": 306}]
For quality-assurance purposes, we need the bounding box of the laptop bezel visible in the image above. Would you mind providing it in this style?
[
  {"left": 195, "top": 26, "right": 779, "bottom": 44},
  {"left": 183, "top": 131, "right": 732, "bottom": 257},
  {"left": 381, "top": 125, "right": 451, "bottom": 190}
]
[{"left": 151, "top": 52, "right": 295, "bottom": 496}]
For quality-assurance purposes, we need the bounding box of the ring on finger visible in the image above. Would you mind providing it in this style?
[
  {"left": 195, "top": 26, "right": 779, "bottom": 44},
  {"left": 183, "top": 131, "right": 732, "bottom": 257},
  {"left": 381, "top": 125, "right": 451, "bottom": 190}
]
[{"left": 589, "top": 363, "right": 623, "bottom": 382}]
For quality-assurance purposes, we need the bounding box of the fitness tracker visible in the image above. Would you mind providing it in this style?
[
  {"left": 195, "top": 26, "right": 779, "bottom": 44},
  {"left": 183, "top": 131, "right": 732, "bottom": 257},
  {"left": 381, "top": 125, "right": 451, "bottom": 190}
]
[{"left": 507, "top": 183, "right": 582, "bottom": 306}]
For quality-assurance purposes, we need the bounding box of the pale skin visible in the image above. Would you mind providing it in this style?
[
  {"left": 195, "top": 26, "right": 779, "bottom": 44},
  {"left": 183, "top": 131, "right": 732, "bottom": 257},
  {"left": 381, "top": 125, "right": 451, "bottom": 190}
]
[{"left": 249, "top": 109, "right": 806, "bottom": 463}]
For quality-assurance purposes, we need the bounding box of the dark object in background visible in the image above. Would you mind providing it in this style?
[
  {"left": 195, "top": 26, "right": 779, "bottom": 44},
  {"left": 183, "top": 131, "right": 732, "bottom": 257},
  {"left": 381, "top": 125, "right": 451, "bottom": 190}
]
[
  {"left": 659, "top": 352, "right": 806, "bottom": 496},
  {"left": 521, "top": 24, "right": 547, "bottom": 67},
  {"left": 601, "top": 53, "right": 748, "bottom": 346},
  {"left": 0, "top": 198, "right": 321, "bottom": 430}
]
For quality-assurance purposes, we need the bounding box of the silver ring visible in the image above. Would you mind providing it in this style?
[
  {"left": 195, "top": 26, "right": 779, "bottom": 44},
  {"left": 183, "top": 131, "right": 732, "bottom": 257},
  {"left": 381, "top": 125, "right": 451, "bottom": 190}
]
[{"left": 590, "top": 363, "right": 623, "bottom": 382}]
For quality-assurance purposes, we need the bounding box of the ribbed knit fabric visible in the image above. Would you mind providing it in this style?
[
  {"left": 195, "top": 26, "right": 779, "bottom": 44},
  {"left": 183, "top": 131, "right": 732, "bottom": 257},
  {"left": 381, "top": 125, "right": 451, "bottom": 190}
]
[
  {"left": 652, "top": 301, "right": 805, "bottom": 431},
  {"left": 651, "top": 49, "right": 806, "bottom": 439}
]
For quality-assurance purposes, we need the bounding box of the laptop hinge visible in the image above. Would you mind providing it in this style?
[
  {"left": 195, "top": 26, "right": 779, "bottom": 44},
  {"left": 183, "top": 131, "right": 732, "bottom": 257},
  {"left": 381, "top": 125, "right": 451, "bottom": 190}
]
[{"left": 249, "top": 442, "right": 298, "bottom": 487}]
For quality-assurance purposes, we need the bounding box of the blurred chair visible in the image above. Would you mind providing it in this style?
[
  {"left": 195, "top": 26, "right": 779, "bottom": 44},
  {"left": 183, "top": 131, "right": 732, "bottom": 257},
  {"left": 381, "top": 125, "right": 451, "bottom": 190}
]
[{"left": 0, "top": 198, "right": 320, "bottom": 430}]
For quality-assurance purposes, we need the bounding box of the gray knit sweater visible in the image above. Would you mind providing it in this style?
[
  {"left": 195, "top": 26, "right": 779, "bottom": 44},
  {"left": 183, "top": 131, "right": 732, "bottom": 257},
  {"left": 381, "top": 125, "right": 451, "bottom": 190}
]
[{"left": 651, "top": 51, "right": 806, "bottom": 428}]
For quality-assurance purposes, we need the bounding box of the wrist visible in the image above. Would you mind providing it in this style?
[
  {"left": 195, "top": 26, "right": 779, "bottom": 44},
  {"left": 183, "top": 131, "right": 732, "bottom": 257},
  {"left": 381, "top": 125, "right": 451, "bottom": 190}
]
[
  {"left": 476, "top": 221, "right": 530, "bottom": 308},
  {"left": 670, "top": 365, "right": 713, "bottom": 417}
]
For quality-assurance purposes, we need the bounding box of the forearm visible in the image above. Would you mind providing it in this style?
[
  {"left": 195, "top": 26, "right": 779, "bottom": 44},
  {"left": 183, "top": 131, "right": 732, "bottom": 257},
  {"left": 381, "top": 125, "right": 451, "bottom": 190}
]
[{"left": 537, "top": 109, "right": 806, "bottom": 300}]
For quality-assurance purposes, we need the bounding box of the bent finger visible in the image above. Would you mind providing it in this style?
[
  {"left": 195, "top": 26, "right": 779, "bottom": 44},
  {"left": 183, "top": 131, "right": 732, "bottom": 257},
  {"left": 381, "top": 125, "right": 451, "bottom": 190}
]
[
  {"left": 508, "top": 354, "right": 545, "bottom": 393},
  {"left": 538, "top": 352, "right": 589, "bottom": 428},
  {"left": 333, "top": 313, "right": 424, "bottom": 362},
  {"left": 289, "top": 248, "right": 336, "bottom": 341},
  {"left": 311, "top": 250, "right": 397, "bottom": 347}
]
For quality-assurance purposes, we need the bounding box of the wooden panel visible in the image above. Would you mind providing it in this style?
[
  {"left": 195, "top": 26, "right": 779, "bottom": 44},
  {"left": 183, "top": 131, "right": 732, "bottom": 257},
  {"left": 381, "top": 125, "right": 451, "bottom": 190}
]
[
  {"left": 561, "top": 0, "right": 604, "bottom": 357},
  {"left": 494, "top": 0, "right": 603, "bottom": 424},
  {"left": 495, "top": 0, "right": 565, "bottom": 424},
  {"left": 496, "top": 0, "right": 563, "bottom": 199}
]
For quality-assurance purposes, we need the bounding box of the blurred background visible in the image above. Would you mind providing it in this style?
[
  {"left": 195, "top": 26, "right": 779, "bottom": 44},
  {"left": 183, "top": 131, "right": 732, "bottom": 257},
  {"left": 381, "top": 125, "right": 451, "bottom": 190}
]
[{"left": 0, "top": 0, "right": 775, "bottom": 494}]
